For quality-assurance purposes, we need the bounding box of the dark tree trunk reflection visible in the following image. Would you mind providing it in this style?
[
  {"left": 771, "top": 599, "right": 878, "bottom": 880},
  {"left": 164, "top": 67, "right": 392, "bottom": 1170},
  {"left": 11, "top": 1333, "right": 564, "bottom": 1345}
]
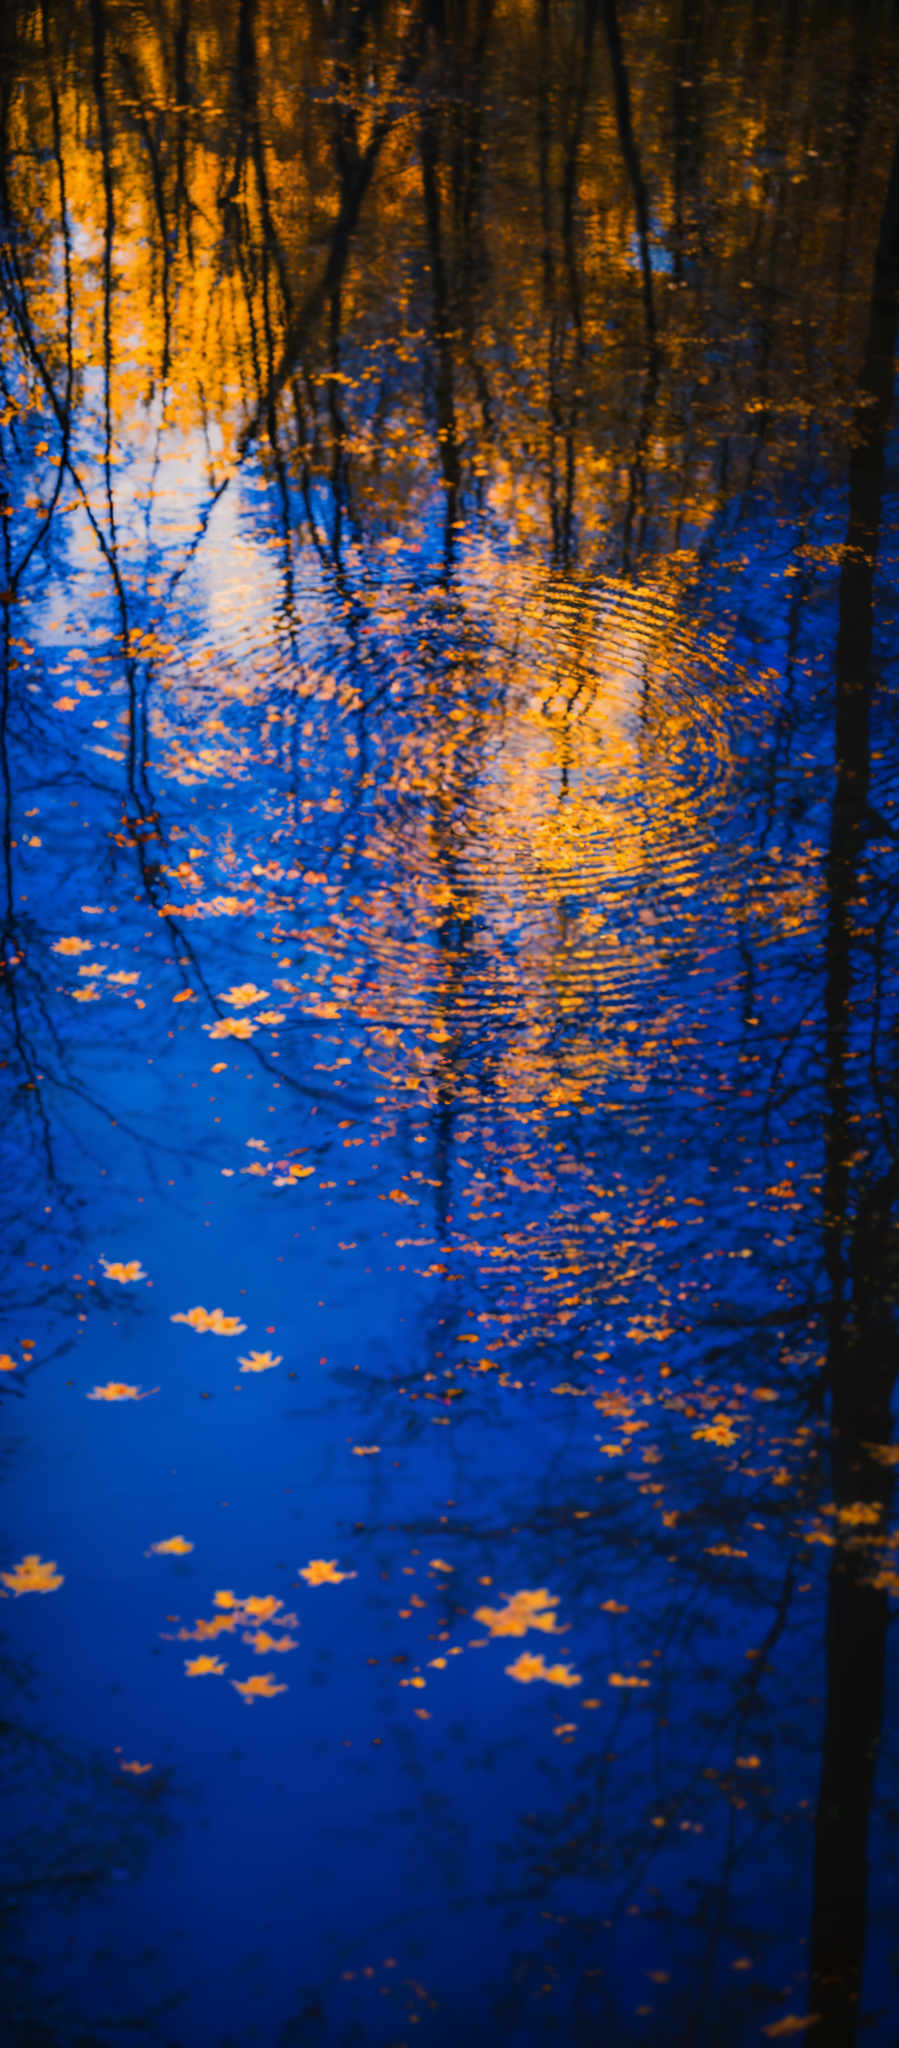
[{"left": 810, "top": 120, "right": 899, "bottom": 2047}]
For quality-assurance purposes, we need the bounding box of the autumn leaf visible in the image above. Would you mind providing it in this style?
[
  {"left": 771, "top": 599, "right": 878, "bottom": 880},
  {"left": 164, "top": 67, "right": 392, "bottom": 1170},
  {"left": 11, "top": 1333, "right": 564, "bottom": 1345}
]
[
  {"left": 298, "top": 1559, "right": 356, "bottom": 1586},
  {"left": 735, "top": 1755, "right": 761, "bottom": 1768},
  {"left": 219, "top": 984, "right": 268, "bottom": 1008},
  {"left": 244, "top": 1630, "right": 298, "bottom": 1654},
  {"left": 147, "top": 1536, "right": 194, "bottom": 1556},
  {"left": 239, "top": 1595, "right": 285, "bottom": 1622},
  {"left": 230, "top": 1672, "right": 288, "bottom": 1703},
  {"left": 52, "top": 936, "right": 92, "bottom": 955},
  {"left": 119, "top": 1759, "right": 153, "bottom": 1774},
  {"left": 185, "top": 1655, "right": 227, "bottom": 1676},
  {"left": 1, "top": 1553, "right": 64, "bottom": 1595},
  {"left": 178, "top": 1613, "right": 237, "bottom": 1640},
  {"left": 505, "top": 1652, "right": 581, "bottom": 1687},
  {"left": 837, "top": 1502, "right": 881, "bottom": 1526},
  {"left": 208, "top": 1018, "right": 256, "bottom": 1040},
  {"left": 100, "top": 1258, "right": 146, "bottom": 1284},
  {"left": 171, "top": 1306, "right": 247, "bottom": 1334},
  {"left": 87, "top": 1382, "right": 158, "bottom": 1401},
  {"left": 237, "top": 1350, "right": 282, "bottom": 1373},
  {"left": 692, "top": 1416, "right": 738, "bottom": 1447},
  {"left": 254, "top": 1011, "right": 286, "bottom": 1026},
  {"left": 71, "top": 984, "right": 100, "bottom": 1002},
  {"left": 762, "top": 2019, "right": 821, "bottom": 2039},
  {"left": 608, "top": 1672, "right": 650, "bottom": 1689},
  {"left": 0, "top": 1354, "right": 18, "bottom": 1373},
  {"left": 352, "top": 1444, "right": 380, "bottom": 1455},
  {"left": 474, "top": 1588, "right": 561, "bottom": 1638}
]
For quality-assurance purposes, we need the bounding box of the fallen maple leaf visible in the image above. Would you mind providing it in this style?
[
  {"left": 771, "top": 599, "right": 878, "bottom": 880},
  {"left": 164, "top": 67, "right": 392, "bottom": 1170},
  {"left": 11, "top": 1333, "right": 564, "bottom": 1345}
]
[
  {"left": 230, "top": 1672, "right": 288, "bottom": 1703},
  {"left": 475, "top": 1588, "right": 561, "bottom": 1638},
  {"left": 299, "top": 1559, "right": 356, "bottom": 1586},
  {"left": 171, "top": 1306, "right": 247, "bottom": 1335},
  {"left": 185, "top": 1655, "right": 227, "bottom": 1676},
  {"left": 219, "top": 984, "right": 268, "bottom": 1008},
  {"left": 208, "top": 1018, "right": 256, "bottom": 1040},
  {"left": 147, "top": 1536, "right": 194, "bottom": 1556},
  {"left": 2, "top": 1553, "right": 64, "bottom": 1595},
  {"left": 506, "top": 1652, "right": 581, "bottom": 1687},
  {"left": 237, "top": 1350, "right": 282, "bottom": 1374},
  {"left": 101, "top": 1258, "right": 146, "bottom": 1284},
  {"left": 87, "top": 1382, "right": 157, "bottom": 1401}
]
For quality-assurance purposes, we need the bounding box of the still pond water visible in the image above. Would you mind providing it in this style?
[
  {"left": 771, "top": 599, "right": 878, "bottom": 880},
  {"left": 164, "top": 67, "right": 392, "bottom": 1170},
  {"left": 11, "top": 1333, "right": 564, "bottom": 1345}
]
[{"left": 2, "top": 2, "right": 899, "bottom": 2042}]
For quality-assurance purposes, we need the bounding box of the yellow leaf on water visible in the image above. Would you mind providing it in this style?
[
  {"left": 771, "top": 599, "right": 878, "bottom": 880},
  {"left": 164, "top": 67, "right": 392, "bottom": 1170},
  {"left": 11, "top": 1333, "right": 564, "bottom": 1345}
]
[
  {"left": 254, "top": 1011, "right": 286, "bottom": 1026},
  {"left": 245, "top": 1630, "right": 298, "bottom": 1654},
  {"left": 171, "top": 1306, "right": 246, "bottom": 1335},
  {"left": 299, "top": 1559, "right": 356, "bottom": 1586},
  {"left": 692, "top": 1416, "right": 738, "bottom": 1447},
  {"left": 237, "top": 1350, "right": 282, "bottom": 1373},
  {"left": 506, "top": 1652, "right": 581, "bottom": 1687},
  {"left": 208, "top": 1018, "right": 256, "bottom": 1040},
  {"left": 87, "top": 1382, "right": 157, "bottom": 1401},
  {"left": 475, "top": 1588, "right": 561, "bottom": 1638},
  {"left": 352, "top": 1444, "right": 380, "bottom": 1455},
  {"left": 52, "top": 936, "right": 92, "bottom": 955},
  {"left": 147, "top": 1536, "right": 194, "bottom": 1556},
  {"left": 0, "top": 1354, "right": 18, "bottom": 1372},
  {"left": 736, "top": 1755, "right": 761, "bottom": 1768},
  {"left": 608, "top": 1673, "right": 650, "bottom": 1689},
  {"left": 762, "top": 2019, "right": 821, "bottom": 2039},
  {"left": 2, "top": 1553, "right": 64, "bottom": 1595},
  {"left": 119, "top": 1759, "right": 153, "bottom": 1774},
  {"left": 100, "top": 1259, "right": 146, "bottom": 1283},
  {"left": 239, "top": 1594, "right": 284, "bottom": 1622},
  {"left": 230, "top": 1672, "right": 288, "bottom": 1703},
  {"left": 185, "top": 1655, "right": 227, "bottom": 1676},
  {"left": 219, "top": 984, "right": 268, "bottom": 1008}
]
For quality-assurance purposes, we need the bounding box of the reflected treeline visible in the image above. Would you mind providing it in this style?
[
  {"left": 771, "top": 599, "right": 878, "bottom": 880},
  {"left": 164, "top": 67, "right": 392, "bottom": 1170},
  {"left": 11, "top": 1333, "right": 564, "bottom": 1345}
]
[{"left": 2, "top": 0, "right": 898, "bottom": 576}]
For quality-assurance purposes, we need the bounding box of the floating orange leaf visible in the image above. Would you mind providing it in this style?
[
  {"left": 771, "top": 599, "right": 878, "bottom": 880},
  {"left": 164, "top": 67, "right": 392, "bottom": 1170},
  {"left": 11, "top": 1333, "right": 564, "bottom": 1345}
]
[
  {"left": 475, "top": 1588, "right": 561, "bottom": 1638},
  {"left": 219, "top": 984, "right": 268, "bottom": 1008},
  {"left": 119, "top": 1759, "right": 153, "bottom": 1774},
  {"left": 171, "top": 1306, "right": 246, "bottom": 1335},
  {"left": 52, "top": 936, "right": 92, "bottom": 955},
  {"left": 147, "top": 1536, "right": 194, "bottom": 1556},
  {"left": 505, "top": 1652, "right": 581, "bottom": 1687},
  {"left": 230, "top": 1672, "right": 288, "bottom": 1703},
  {"left": 237, "top": 1350, "right": 282, "bottom": 1373},
  {"left": 208, "top": 1018, "right": 256, "bottom": 1040},
  {"left": 0, "top": 1354, "right": 18, "bottom": 1373},
  {"left": 2, "top": 1553, "right": 64, "bottom": 1595},
  {"left": 185, "top": 1655, "right": 227, "bottom": 1676},
  {"left": 298, "top": 1559, "right": 356, "bottom": 1586},
  {"left": 762, "top": 2020, "right": 821, "bottom": 2039},
  {"left": 100, "top": 1258, "right": 146, "bottom": 1283},
  {"left": 87, "top": 1382, "right": 157, "bottom": 1401}
]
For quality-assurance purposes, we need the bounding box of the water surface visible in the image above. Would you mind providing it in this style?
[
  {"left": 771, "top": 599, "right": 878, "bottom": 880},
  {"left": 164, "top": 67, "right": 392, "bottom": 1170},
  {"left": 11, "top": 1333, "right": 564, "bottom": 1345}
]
[{"left": 2, "top": 2, "right": 899, "bottom": 2042}]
